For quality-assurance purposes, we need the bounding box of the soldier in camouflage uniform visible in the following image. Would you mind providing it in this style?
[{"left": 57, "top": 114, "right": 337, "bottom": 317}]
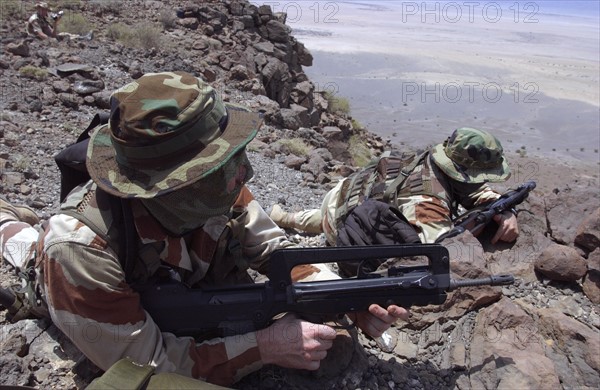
[
  {"left": 0, "top": 72, "right": 408, "bottom": 387},
  {"left": 26, "top": 2, "right": 60, "bottom": 40},
  {"left": 271, "top": 128, "right": 519, "bottom": 245}
]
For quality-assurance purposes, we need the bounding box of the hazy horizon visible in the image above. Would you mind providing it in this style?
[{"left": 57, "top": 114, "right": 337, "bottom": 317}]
[{"left": 251, "top": 1, "right": 600, "bottom": 162}]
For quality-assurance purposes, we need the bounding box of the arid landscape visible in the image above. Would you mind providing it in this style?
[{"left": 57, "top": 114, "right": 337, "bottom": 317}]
[
  {"left": 1, "top": 1, "right": 599, "bottom": 389},
  {"left": 283, "top": 0, "right": 600, "bottom": 162}
]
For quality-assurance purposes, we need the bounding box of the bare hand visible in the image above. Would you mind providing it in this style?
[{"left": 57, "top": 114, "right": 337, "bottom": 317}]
[
  {"left": 256, "top": 313, "right": 337, "bottom": 370},
  {"left": 492, "top": 211, "right": 519, "bottom": 244},
  {"left": 351, "top": 304, "right": 409, "bottom": 338}
]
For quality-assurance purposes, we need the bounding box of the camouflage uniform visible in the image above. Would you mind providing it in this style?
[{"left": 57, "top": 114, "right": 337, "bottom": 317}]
[
  {"left": 281, "top": 128, "right": 510, "bottom": 244},
  {"left": 1, "top": 72, "right": 338, "bottom": 386},
  {"left": 26, "top": 3, "right": 55, "bottom": 38}
]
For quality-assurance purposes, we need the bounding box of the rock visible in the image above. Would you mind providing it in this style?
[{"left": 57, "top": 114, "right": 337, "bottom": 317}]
[
  {"left": 55, "top": 63, "right": 94, "bottom": 76},
  {"left": 289, "top": 103, "right": 310, "bottom": 128},
  {"left": 265, "top": 20, "right": 290, "bottom": 43},
  {"left": 52, "top": 80, "right": 71, "bottom": 93},
  {"left": 261, "top": 57, "right": 290, "bottom": 106},
  {"left": 294, "top": 40, "right": 313, "bottom": 67},
  {"left": 461, "top": 298, "right": 561, "bottom": 389},
  {"left": 534, "top": 243, "right": 588, "bottom": 281},
  {"left": 254, "top": 41, "right": 275, "bottom": 55},
  {"left": 279, "top": 108, "right": 300, "bottom": 130},
  {"left": 73, "top": 79, "right": 105, "bottom": 95},
  {"left": 283, "top": 155, "right": 306, "bottom": 170},
  {"left": 6, "top": 41, "right": 30, "bottom": 57},
  {"left": 582, "top": 269, "right": 600, "bottom": 304},
  {"left": 58, "top": 93, "right": 81, "bottom": 109},
  {"left": 322, "top": 126, "right": 343, "bottom": 140},
  {"left": 0, "top": 356, "right": 30, "bottom": 387},
  {"left": 587, "top": 247, "right": 600, "bottom": 272},
  {"left": 229, "top": 64, "right": 252, "bottom": 81},
  {"left": 546, "top": 185, "right": 600, "bottom": 246},
  {"left": 92, "top": 90, "right": 111, "bottom": 109},
  {"left": 2, "top": 171, "right": 24, "bottom": 186},
  {"left": 575, "top": 207, "right": 600, "bottom": 252},
  {"left": 538, "top": 308, "right": 600, "bottom": 388},
  {"left": 393, "top": 331, "right": 418, "bottom": 360}
]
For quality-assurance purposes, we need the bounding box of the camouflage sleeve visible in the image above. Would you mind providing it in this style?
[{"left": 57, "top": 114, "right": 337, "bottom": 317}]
[
  {"left": 239, "top": 186, "right": 338, "bottom": 281},
  {"left": 39, "top": 213, "right": 261, "bottom": 386}
]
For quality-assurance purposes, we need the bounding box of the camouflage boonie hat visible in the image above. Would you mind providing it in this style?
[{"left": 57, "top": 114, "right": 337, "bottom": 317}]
[
  {"left": 431, "top": 128, "right": 510, "bottom": 183},
  {"left": 36, "top": 2, "right": 49, "bottom": 10},
  {"left": 86, "top": 71, "right": 262, "bottom": 198}
]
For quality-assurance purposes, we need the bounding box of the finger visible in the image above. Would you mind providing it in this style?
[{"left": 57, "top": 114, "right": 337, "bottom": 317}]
[
  {"left": 368, "top": 304, "right": 398, "bottom": 324},
  {"left": 491, "top": 227, "right": 503, "bottom": 244},
  {"left": 387, "top": 305, "right": 410, "bottom": 321},
  {"left": 315, "top": 324, "right": 337, "bottom": 340},
  {"left": 308, "top": 350, "right": 328, "bottom": 361},
  {"left": 302, "top": 359, "right": 321, "bottom": 371}
]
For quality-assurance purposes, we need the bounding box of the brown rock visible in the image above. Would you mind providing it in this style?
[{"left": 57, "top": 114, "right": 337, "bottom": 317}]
[
  {"left": 283, "top": 155, "right": 305, "bottom": 170},
  {"left": 546, "top": 185, "right": 600, "bottom": 246},
  {"left": 582, "top": 270, "right": 600, "bottom": 304},
  {"left": 538, "top": 308, "right": 600, "bottom": 388},
  {"left": 575, "top": 207, "right": 600, "bottom": 252},
  {"left": 178, "top": 18, "right": 199, "bottom": 30},
  {"left": 265, "top": 20, "right": 290, "bottom": 43},
  {"left": 322, "top": 126, "right": 343, "bottom": 140},
  {"left": 463, "top": 298, "right": 560, "bottom": 389},
  {"left": 534, "top": 243, "right": 588, "bottom": 281},
  {"left": 587, "top": 247, "right": 600, "bottom": 272},
  {"left": 6, "top": 41, "right": 30, "bottom": 57}
]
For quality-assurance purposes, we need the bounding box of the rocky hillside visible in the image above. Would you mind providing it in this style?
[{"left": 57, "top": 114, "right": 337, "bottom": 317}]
[{"left": 1, "top": 1, "right": 599, "bottom": 389}]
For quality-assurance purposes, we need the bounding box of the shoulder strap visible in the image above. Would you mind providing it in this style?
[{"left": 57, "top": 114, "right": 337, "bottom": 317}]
[{"left": 382, "top": 151, "right": 428, "bottom": 205}]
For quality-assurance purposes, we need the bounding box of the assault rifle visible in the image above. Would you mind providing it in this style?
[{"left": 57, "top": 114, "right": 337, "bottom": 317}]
[
  {"left": 138, "top": 244, "right": 514, "bottom": 338},
  {"left": 435, "top": 180, "right": 536, "bottom": 243}
]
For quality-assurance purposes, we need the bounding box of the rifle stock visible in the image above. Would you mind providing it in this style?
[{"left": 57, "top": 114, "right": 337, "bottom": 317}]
[{"left": 138, "top": 244, "right": 514, "bottom": 338}]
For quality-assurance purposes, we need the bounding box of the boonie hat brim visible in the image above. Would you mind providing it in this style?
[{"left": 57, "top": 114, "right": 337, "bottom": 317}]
[
  {"left": 86, "top": 105, "right": 261, "bottom": 199},
  {"left": 431, "top": 143, "right": 510, "bottom": 183}
]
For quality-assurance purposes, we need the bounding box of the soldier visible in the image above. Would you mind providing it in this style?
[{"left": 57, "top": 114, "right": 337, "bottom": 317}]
[
  {"left": 0, "top": 71, "right": 407, "bottom": 387},
  {"left": 26, "top": 2, "right": 61, "bottom": 40},
  {"left": 270, "top": 128, "right": 519, "bottom": 250}
]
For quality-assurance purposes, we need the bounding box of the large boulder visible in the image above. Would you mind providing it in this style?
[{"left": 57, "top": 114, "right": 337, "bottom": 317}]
[
  {"left": 534, "top": 243, "right": 588, "bottom": 281},
  {"left": 456, "top": 298, "right": 560, "bottom": 389},
  {"left": 538, "top": 308, "right": 600, "bottom": 388},
  {"left": 575, "top": 207, "right": 600, "bottom": 252}
]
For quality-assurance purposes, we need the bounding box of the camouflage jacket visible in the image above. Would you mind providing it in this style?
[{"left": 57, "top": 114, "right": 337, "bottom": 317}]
[
  {"left": 322, "top": 152, "right": 501, "bottom": 244},
  {"left": 36, "top": 181, "right": 334, "bottom": 386},
  {"left": 26, "top": 13, "right": 53, "bottom": 37}
]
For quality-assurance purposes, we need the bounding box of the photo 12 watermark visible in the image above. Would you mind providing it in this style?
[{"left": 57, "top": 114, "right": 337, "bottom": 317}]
[
  {"left": 399, "top": 2, "right": 540, "bottom": 23},
  {"left": 401, "top": 81, "right": 539, "bottom": 104},
  {"left": 252, "top": 1, "right": 340, "bottom": 23}
]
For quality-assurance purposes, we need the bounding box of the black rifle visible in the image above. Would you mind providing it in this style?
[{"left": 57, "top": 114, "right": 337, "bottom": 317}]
[
  {"left": 435, "top": 180, "right": 536, "bottom": 243},
  {"left": 138, "top": 244, "right": 513, "bottom": 338}
]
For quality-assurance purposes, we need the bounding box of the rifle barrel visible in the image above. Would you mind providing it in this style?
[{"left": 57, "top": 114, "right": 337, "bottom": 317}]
[{"left": 449, "top": 274, "right": 514, "bottom": 290}]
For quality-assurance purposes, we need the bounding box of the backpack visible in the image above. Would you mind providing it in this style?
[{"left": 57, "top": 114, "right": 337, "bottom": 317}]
[
  {"left": 333, "top": 152, "right": 424, "bottom": 277},
  {"left": 336, "top": 199, "right": 421, "bottom": 277},
  {"left": 54, "top": 111, "right": 109, "bottom": 202}
]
